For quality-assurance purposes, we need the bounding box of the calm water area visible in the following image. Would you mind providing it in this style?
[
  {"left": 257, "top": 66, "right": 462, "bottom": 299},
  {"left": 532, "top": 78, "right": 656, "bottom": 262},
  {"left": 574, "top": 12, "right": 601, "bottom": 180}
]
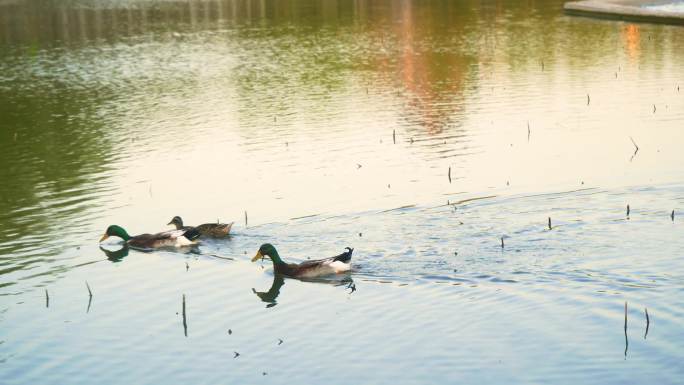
[{"left": 1, "top": 0, "right": 684, "bottom": 383}]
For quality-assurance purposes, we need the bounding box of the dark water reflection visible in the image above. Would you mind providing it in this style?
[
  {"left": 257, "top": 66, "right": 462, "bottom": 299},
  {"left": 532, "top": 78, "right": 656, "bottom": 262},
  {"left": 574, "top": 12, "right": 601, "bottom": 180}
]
[
  {"left": 99, "top": 244, "right": 129, "bottom": 262},
  {"left": 1, "top": 0, "right": 684, "bottom": 384}
]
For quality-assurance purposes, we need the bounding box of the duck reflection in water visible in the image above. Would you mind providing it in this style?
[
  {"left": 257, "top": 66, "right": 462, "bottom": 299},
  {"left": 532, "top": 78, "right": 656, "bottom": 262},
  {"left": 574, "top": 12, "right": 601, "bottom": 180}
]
[
  {"left": 99, "top": 244, "right": 200, "bottom": 263},
  {"left": 253, "top": 273, "right": 354, "bottom": 308},
  {"left": 99, "top": 244, "right": 130, "bottom": 262}
]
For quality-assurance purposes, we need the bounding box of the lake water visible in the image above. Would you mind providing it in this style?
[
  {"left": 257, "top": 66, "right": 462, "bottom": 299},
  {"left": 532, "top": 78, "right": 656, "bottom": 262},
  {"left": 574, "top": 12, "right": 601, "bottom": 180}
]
[{"left": 1, "top": 0, "right": 684, "bottom": 383}]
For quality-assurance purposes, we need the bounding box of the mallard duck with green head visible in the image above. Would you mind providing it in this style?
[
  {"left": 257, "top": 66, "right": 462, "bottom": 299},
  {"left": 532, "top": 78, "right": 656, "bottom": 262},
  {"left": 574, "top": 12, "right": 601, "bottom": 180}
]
[
  {"left": 99, "top": 225, "right": 200, "bottom": 250},
  {"left": 251, "top": 243, "right": 353, "bottom": 278},
  {"left": 167, "top": 216, "right": 233, "bottom": 237}
]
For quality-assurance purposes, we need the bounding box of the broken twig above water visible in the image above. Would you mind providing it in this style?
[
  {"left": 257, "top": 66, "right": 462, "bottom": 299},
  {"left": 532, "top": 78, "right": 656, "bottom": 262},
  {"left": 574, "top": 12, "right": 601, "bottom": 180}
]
[
  {"left": 629, "top": 136, "right": 639, "bottom": 162},
  {"left": 86, "top": 281, "right": 93, "bottom": 313}
]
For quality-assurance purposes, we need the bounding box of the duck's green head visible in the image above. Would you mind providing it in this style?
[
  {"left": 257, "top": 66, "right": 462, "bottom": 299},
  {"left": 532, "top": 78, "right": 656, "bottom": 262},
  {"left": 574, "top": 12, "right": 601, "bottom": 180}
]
[
  {"left": 100, "top": 225, "right": 131, "bottom": 242},
  {"left": 167, "top": 216, "right": 183, "bottom": 229},
  {"left": 252, "top": 243, "right": 282, "bottom": 263}
]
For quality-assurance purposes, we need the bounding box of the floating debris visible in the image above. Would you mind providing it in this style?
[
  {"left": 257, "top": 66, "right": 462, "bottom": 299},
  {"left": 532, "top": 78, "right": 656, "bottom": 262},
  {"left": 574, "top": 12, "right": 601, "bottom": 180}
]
[
  {"left": 186, "top": 262, "right": 189, "bottom": 271},
  {"left": 587, "top": 94, "right": 590, "bottom": 106},
  {"left": 356, "top": 163, "right": 362, "bottom": 169},
  {"left": 448, "top": 167, "right": 451, "bottom": 183},
  {"left": 228, "top": 329, "right": 232, "bottom": 335},
  {"left": 548, "top": 217, "right": 552, "bottom": 230},
  {"left": 627, "top": 205, "right": 630, "bottom": 218},
  {"left": 541, "top": 59, "right": 544, "bottom": 71},
  {"left": 358, "top": 232, "right": 362, "bottom": 237},
  {"left": 671, "top": 210, "right": 675, "bottom": 222},
  {"left": 500, "top": 237, "right": 504, "bottom": 249},
  {"left": 527, "top": 121, "right": 530, "bottom": 141},
  {"left": 234, "top": 352, "right": 240, "bottom": 358},
  {"left": 45, "top": 289, "right": 49, "bottom": 308},
  {"left": 393, "top": 129, "right": 396, "bottom": 144},
  {"left": 245, "top": 211, "right": 248, "bottom": 228},
  {"left": 653, "top": 104, "right": 656, "bottom": 113},
  {"left": 278, "top": 339, "right": 283, "bottom": 345}
]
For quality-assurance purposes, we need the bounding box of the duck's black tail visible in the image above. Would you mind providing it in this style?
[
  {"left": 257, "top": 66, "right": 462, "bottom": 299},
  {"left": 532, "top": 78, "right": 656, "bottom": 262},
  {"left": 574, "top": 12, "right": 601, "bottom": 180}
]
[
  {"left": 333, "top": 247, "right": 353, "bottom": 263},
  {"left": 182, "top": 227, "right": 201, "bottom": 241}
]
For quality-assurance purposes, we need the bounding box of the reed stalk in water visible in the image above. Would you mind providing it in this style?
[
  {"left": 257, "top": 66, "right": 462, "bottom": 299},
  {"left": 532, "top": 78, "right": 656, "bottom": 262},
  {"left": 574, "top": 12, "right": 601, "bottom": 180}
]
[
  {"left": 182, "top": 294, "right": 188, "bottom": 337},
  {"left": 624, "top": 302, "right": 628, "bottom": 358}
]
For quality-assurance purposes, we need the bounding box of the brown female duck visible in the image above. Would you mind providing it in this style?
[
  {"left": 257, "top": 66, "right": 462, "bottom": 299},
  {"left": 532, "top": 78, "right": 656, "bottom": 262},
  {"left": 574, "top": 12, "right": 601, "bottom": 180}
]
[{"left": 167, "top": 216, "right": 233, "bottom": 237}]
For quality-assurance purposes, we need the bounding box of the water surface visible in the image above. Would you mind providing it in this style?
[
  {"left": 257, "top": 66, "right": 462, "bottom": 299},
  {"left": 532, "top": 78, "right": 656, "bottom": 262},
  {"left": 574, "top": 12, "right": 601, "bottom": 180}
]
[{"left": 1, "top": 0, "right": 684, "bottom": 384}]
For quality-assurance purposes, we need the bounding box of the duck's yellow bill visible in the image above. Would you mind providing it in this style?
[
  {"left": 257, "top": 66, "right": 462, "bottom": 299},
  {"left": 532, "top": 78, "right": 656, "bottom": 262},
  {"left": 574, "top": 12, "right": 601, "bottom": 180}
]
[
  {"left": 99, "top": 234, "right": 109, "bottom": 243},
  {"left": 251, "top": 251, "right": 263, "bottom": 262}
]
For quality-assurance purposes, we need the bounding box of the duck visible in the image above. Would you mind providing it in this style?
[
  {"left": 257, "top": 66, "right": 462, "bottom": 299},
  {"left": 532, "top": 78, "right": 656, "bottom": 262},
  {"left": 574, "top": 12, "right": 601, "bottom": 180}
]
[
  {"left": 251, "top": 243, "right": 353, "bottom": 278},
  {"left": 99, "top": 224, "right": 200, "bottom": 250},
  {"left": 167, "top": 216, "right": 233, "bottom": 237}
]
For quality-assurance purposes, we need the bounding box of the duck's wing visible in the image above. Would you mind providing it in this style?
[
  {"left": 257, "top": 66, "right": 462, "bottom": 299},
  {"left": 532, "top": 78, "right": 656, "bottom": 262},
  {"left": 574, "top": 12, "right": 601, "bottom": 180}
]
[
  {"left": 127, "top": 232, "right": 173, "bottom": 248},
  {"left": 298, "top": 247, "right": 354, "bottom": 267},
  {"left": 180, "top": 227, "right": 201, "bottom": 241},
  {"left": 128, "top": 229, "right": 198, "bottom": 248}
]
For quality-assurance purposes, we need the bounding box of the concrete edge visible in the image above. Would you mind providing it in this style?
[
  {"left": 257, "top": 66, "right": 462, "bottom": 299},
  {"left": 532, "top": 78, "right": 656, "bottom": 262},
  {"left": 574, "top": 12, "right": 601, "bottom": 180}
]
[{"left": 564, "top": 1, "right": 684, "bottom": 25}]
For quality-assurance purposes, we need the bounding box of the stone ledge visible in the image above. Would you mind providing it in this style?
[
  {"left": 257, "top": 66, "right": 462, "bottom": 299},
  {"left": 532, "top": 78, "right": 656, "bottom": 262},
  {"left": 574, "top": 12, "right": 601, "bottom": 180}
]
[{"left": 564, "top": 1, "right": 684, "bottom": 25}]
